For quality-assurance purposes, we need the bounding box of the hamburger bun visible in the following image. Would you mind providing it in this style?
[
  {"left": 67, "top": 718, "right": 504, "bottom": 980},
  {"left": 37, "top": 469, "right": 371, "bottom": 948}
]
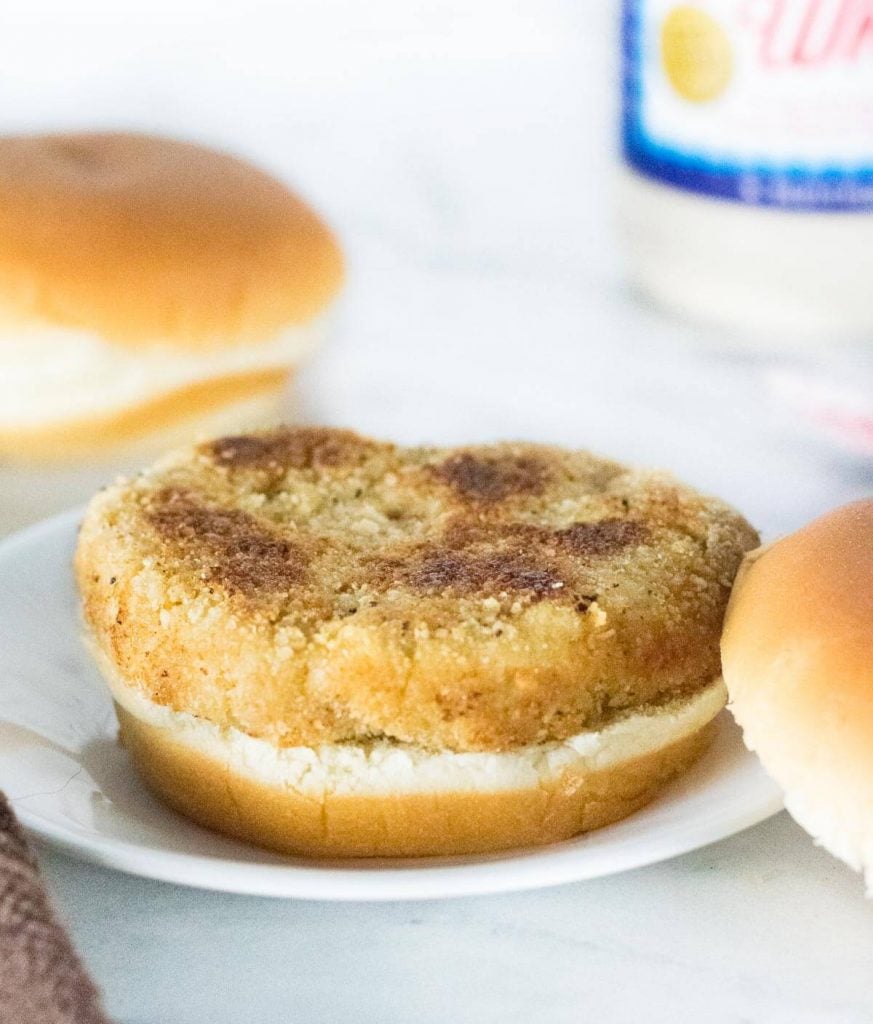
[
  {"left": 0, "top": 132, "right": 343, "bottom": 464},
  {"left": 722, "top": 500, "right": 873, "bottom": 884},
  {"left": 77, "top": 427, "right": 758, "bottom": 857}
]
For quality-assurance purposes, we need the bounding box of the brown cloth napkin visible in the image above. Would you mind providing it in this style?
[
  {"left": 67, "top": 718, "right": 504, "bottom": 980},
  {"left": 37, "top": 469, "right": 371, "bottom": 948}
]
[{"left": 0, "top": 792, "right": 109, "bottom": 1024}]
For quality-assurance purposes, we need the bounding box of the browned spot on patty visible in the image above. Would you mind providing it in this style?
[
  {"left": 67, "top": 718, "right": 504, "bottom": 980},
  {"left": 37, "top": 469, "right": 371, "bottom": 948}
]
[
  {"left": 207, "top": 427, "right": 374, "bottom": 473},
  {"left": 380, "top": 549, "right": 566, "bottom": 599},
  {"left": 432, "top": 452, "right": 549, "bottom": 503},
  {"left": 553, "top": 519, "right": 650, "bottom": 556},
  {"left": 146, "top": 488, "right": 308, "bottom": 596},
  {"left": 368, "top": 515, "right": 649, "bottom": 602},
  {"left": 444, "top": 517, "right": 650, "bottom": 558}
]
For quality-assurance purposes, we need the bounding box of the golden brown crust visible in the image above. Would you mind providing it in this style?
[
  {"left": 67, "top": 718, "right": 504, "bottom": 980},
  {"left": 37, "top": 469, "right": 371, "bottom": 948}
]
[
  {"left": 0, "top": 368, "right": 288, "bottom": 463},
  {"left": 77, "top": 427, "right": 757, "bottom": 753},
  {"left": 115, "top": 702, "right": 716, "bottom": 857},
  {"left": 721, "top": 500, "right": 873, "bottom": 874},
  {"left": 0, "top": 132, "right": 343, "bottom": 347}
]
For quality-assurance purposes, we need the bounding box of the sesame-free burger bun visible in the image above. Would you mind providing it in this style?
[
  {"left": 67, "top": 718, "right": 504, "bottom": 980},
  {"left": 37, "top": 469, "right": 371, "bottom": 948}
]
[
  {"left": 721, "top": 500, "right": 873, "bottom": 883},
  {"left": 0, "top": 132, "right": 343, "bottom": 462},
  {"left": 109, "top": 663, "right": 725, "bottom": 858}
]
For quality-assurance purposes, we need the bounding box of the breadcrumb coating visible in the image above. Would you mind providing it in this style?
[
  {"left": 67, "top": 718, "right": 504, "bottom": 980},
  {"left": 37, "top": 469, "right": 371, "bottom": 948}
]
[{"left": 76, "top": 427, "right": 758, "bottom": 752}]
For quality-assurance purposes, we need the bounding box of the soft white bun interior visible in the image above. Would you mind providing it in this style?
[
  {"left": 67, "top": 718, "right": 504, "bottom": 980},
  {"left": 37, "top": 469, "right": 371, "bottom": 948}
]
[
  {"left": 0, "top": 314, "right": 329, "bottom": 429},
  {"left": 106, "top": 661, "right": 726, "bottom": 797}
]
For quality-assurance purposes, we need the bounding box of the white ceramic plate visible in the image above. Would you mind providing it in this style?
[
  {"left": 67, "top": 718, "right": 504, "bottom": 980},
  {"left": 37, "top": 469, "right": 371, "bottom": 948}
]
[{"left": 0, "top": 510, "right": 782, "bottom": 901}]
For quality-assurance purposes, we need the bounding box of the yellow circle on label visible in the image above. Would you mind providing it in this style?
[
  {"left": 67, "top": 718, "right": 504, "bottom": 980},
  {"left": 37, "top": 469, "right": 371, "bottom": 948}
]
[{"left": 661, "top": 5, "right": 732, "bottom": 103}]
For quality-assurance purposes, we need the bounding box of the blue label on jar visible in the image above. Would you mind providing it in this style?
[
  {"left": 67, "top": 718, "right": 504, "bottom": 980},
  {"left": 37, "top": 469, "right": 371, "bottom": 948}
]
[{"left": 622, "top": 0, "right": 873, "bottom": 212}]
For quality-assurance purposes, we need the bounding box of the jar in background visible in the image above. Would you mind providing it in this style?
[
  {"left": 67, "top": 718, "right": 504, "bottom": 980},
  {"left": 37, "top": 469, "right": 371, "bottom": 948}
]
[{"left": 618, "top": 0, "right": 873, "bottom": 339}]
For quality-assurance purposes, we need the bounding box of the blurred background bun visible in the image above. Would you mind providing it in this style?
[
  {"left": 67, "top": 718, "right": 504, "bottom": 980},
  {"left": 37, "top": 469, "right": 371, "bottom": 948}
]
[
  {"left": 0, "top": 131, "right": 343, "bottom": 465},
  {"left": 722, "top": 500, "right": 873, "bottom": 887}
]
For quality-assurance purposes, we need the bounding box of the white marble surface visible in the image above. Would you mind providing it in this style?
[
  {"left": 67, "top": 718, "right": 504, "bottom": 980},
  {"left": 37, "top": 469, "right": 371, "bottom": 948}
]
[
  {"left": 37, "top": 815, "right": 873, "bottom": 1024},
  {"left": 2, "top": 0, "right": 873, "bottom": 1019}
]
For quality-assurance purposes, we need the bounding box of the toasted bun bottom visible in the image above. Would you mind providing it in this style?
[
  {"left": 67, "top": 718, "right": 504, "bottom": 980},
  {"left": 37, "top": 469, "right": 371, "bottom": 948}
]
[
  {"left": 111, "top": 680, "right": 724, "bottom": 858},
  {"left": 0, "top": 368, "right": 289, "bottom": 464},
  {"left": 0, "top": 388, "right": 295, "bottom": 532}
]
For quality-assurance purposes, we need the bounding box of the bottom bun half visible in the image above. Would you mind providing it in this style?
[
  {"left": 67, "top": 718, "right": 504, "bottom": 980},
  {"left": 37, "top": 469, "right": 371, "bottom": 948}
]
[
  {"left": 1, "top": 367, "right": 290, "bottom": 464},
  {"left": 109, "top": 674, "right": 726, "bottom": 858}
]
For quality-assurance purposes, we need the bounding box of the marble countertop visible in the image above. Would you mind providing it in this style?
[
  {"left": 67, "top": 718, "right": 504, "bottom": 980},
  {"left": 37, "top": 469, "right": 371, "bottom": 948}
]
[
  {"left": 38, "top": 814, "right": 873, "bottom": 1024},
  {"left": 3, "top": 0, "right": 873, "bottom": 1019}
]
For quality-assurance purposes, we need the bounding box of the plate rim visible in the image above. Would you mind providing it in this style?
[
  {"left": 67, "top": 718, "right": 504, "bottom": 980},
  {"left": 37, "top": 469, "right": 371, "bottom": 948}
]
[
  {"left": 0, "top": 508, "right": 784, "bottom": 901},
  {"left": 18, "top": 787, "right": 784, "bottom": 901}
]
